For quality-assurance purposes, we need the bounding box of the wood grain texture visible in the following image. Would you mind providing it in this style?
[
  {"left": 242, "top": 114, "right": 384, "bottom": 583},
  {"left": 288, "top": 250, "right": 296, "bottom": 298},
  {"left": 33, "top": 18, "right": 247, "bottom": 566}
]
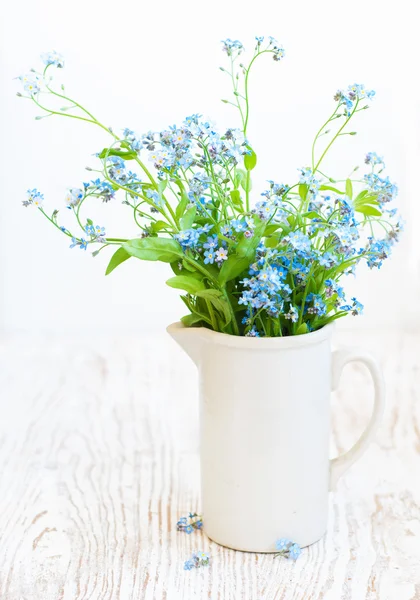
[{"left": 0, "top": 330, "right": 419, "bottom": 600}]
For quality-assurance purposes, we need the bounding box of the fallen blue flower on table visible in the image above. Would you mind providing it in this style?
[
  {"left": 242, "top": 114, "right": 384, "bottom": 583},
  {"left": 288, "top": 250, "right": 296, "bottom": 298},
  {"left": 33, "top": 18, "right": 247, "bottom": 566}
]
[
  {"left": 274, "top": 538, "right": 302, "bottom": 560},
  {"left": 184, "top": 551, "right": 210, "bottom": 570},
  {"left": 177, "top": 512, "right": 203, "bottom": 533}
]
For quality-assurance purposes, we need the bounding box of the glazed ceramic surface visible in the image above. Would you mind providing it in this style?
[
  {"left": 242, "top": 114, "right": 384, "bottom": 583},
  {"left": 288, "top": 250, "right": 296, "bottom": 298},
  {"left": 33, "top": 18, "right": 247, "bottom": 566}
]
[{"left": 167, "top": 322, "right": 385, "bottom": 552}]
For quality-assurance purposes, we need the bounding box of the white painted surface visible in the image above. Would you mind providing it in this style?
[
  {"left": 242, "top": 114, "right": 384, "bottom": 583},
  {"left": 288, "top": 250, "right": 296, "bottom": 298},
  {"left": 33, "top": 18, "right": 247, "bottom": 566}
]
[
  {"left": 1, "top": 0, "right": 420, "bottom": 334},
  {"left": 0, "top": 329, "right": 419, "bottom": 599}
]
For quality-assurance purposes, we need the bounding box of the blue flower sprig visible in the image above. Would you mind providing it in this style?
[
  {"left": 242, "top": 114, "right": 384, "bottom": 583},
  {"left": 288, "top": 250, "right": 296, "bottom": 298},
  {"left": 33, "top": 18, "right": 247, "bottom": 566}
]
[
  {"left": 17, "top": 38, "right": 402, "bottom": 338},
  {"left": 184, "top": 551, "right": 211, "bottom": 570},
  {"left": 274, "top": 538, "right": 302, "bottom": 560},
  {"left": 176, "top": 512, "right": 203, "bottom": 534}
]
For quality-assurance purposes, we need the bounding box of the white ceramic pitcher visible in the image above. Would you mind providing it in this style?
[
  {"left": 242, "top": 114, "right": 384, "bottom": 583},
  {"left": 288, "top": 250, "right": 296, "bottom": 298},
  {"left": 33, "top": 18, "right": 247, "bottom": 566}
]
[{"left": 167, "top": 322, "right": 385, "bottom": 552}]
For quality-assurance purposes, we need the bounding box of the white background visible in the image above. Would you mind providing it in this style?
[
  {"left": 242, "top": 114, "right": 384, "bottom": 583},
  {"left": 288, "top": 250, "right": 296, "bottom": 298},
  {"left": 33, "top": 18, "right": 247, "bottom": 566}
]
[{"left": 1, "top": 0, "right": 419, "bottom": 334}]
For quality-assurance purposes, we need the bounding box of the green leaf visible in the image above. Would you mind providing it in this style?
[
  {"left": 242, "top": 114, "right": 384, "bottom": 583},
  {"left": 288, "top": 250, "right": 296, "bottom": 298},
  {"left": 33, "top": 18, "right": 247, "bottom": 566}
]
[
  {"left": 345, "top": 178, "right": 353, "bottom": 199},
  {"left": 354, "top": 190, "right": 369, "bottom": 204},
  {"left": 303, "top": 211, "right": 322, "bottom": 219},
  {"left": 298, "top": 183, "right": 308, "bottom": 200},
  {"left": 123, "top": 237, "right": 183, "bottom": 263},
  {"left": 264, "top": 224, "right": 282, "bottom": 235},
  {"left": 354, "top": 194, "right": 379, "bottom": 209},
  {"left": 355, "top": 205, "right": 382, "bottom": 217},
  {"left": 196, "top": 288, "right": 223, "bottom": 299},
  {"left": 244, "top": 148, "right": 257, "bottom": 171},
  {"left": 230, "top": 189, "right": 243, "bottom": 209},
  {"left": 98, "top": 148, "right": 138, "bottom": 161},
  {"left": 158, "top": 179, "right": 168, "bottom": 194},
  {"left": 176, "top": 195, "right": 189, "bottom": 219},
  {"left": 219, "top": 255, "right": 251, "bottom": 285},
  {"left": 182, "top": 259, "right": 197, "bottom": 272},
  {"left": 105, "top": 247, "right": 131, "bottom": 275},
  {"left": 296, "top": 323, "right": 308, "bottom": 335},
  {"left": 236, "top": 218, "right": 266, "bottom": 259},
  {"left": 173, "top": 179, "right": 189, "bottom": 219},
  {"left": 241, "top": 175, "right": 252, "bottom": 193},
  {"left": 197, "top": 289, "right": 231, "bottom": 325},
  {"left": 319, "top": 185, "right": 344, "bottom": 194},
  {"left": 150, "top": 220, "right": 171, "bottom": 233},
  {"left": 265, "top": 236, "right": 279, "bottom": 248},
  {"left": 234, "top": 169, "right": 247, "bottom": 189},
  {"left": 180, "top": 206, "right": 197, "bottom": 230},
  {"left": 166, "top": 275, "right": 206, "bottom": 294},
  {"left": 181, "top": 313, "right": 205, "bottom": 327}
]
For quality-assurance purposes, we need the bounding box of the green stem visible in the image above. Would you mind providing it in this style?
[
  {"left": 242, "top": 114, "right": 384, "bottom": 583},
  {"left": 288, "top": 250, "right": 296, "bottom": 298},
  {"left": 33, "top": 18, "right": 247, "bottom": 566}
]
[{"left": 313, "top": 100, "right": 359, "bottom": 173}]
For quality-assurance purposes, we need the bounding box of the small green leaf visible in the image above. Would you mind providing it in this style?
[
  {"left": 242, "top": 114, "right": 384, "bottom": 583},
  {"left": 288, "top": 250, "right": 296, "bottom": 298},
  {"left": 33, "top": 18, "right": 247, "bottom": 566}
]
[
  {"left": 354, "top": 190, "right": 369, "bottom": 204},
  {"left": 265, "top": 236, "right": 279, "bottom": 248},
  {"left": 244, "top": 148, "right": 257, "bottom": 171},
  {"left": 98, "top": 148, "right": 137, "bottom": 161},
  {"left": 180, "top": 206, "right": 197, "bottom": 230},
  {"left": 345, "top": 178, "right": 353, "bottom": 199},
  {"left": 196, "top": 289, "right": 223, "bottom": 299},
  {"left": 182, "top": 259, "right": 197, "bottom": 272},
  {"left": 264, "top": 224, "right": 282, "bottom": 235},
  {"left": 197, "top": 290, "right": 231, "bottom": 325},
  {"left": 166, "top": 275, "right": 206, "bottom": 294},
  {"left": 173, "top": 179, "right": 189, "bottom": 219},
  {"left": 219, "top": 255, "right": 251, "bottom": 285},
  {"left": 236, "top": 218, "right": 266, "bottom": 259},
  {"left": 105, "top": 247, "right": 131, "bottom": 275},
  {"left": 150, "top": 220, "right": 171, "bottom": 233},
  {"left": 230, "top": 189, "right": 243, "bottom": 209},
  {"left": 158, "top": 179, "right": 168, "bottom": 194},
  {"left": 355, "top": 205, "right": 382, "bottom": 217},
  {"left": 296, "top": 323, "right": 308, "bottom": 335},
  {"left": 181, "top": 313, "right": 205, "bottom": 327},
  {"left": 176, "top": 194, "right": 189, "bottom": 219},
  {"left": 123, "top": 237, "right": 183, "bottom": 263},
  {"left": 298, "top": 183, "right": 308, "bottom": 200},
  {"left": 303, "top": 211, "right": 322, "bottom": 219},
  {"left": 234, "top": 169, "right": 246, "bottom": 189},
  {"left": 319, "top": 185, "right": 345, "bottom": 194},
  {"left": 354, "top": 194, "right": 379, "bottom": 209}
]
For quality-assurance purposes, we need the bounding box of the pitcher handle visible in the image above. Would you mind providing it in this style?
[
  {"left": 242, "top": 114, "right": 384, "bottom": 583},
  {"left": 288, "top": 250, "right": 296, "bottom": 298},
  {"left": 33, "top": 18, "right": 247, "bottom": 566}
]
[{"left": 329, "top": 347, "right": 385, "bottom": 490}]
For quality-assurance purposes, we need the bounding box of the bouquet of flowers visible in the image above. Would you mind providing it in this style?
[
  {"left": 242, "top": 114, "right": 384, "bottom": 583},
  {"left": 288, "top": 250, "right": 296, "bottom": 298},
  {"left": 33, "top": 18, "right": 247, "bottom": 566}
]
[{"left": 17, "top": 38, "right": 401, "bottom": 337}]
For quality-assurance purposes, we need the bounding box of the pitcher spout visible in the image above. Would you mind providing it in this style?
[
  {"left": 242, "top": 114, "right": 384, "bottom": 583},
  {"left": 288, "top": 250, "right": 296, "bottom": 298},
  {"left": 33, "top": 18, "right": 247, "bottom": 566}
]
[{"left": 166, "top": 322, "right": 209, "bottom": 366}]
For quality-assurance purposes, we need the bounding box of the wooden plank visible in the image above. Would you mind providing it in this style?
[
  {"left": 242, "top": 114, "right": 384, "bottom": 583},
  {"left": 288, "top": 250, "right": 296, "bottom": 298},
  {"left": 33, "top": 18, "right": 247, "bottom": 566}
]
[{"left": 0, "top": 331, "right": 419, "bottom": 599}]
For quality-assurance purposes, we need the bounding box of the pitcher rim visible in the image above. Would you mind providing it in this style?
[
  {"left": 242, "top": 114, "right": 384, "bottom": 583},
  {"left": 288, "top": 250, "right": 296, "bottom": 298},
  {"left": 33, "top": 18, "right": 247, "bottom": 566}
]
[{"left": 167, "top": 321, "right": 334, "bottom": 349}]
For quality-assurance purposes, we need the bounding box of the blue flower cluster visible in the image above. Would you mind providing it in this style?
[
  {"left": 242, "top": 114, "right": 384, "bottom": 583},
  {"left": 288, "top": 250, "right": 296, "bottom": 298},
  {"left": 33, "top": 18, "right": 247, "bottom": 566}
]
[
  {"left": 299, "top": 168, "right": 321, "bottom": 196},
  {"left": 256, "top": 181, "right": 289, "bottom": 220},
  {"left": 176, "top": 513, "right": 203, "bottom": 534},
  {"left": 239, "top": 246, "right": 294, "bottom": 318},
  {"left": 17, "top": 43, "right": 401, "bottom": 338},
  {"left": 267, "top": 36, "right": 286, "bottom": 61},
  {"left": 334, "top": 83, "right": 375, "bottom": 115},
  {"left": 365, "top": 152, "right": 384, "bottom": 168},
  {"left": 22, "top": 188, "right": 44, "bottom": 208},
  {"left": 221, "top": 39, "right": 244, "bottom": 57},
  {"left": 18, "top": 73, "right": 41, "bottom": 96},
  {"left": 65, "top": 188, "right": 84, "bottom": 208},
  {"left": 364, "top": 172, "right": 398, "bottom": 205},
  {"left": 184, "top": 551, "right": 210, "bottom": 570},
  {"left": 41, "top": 50, "right": 65, "bottom": 68},
  {"left": 275, "top": 538, "right": 302, "bottom": 560},
  {"left": 142, "top": 117, "right": 250, "bottom": 179},
  {"left": 70, "top": 223, "right": 106, "bottom": 250},
  {"left": 84, "top": 178, "right": 116, "bottom": 203}
]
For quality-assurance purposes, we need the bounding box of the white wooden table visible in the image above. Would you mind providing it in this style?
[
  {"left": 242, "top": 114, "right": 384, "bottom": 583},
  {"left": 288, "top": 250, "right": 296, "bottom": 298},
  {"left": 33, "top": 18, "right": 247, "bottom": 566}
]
[{"left": 0, "top": 330, "right": 419, "bottom": 600}]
